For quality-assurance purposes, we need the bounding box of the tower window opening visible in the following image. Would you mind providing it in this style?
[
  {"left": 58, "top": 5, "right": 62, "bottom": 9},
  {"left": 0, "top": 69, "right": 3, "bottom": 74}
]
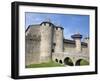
[
  {"left": 52, "top": 49, "right": 54, "bottom": 52},
  {"left": 56, "top": 27, "right": 58, "bottom": 30},
  {"left": 53, "top": 43, "right": 56, "bottom": 46}
]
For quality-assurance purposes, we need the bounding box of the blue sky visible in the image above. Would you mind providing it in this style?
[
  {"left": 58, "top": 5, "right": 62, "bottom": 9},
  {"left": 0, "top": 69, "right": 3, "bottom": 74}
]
[{"left": 25, "top": 12, "right": 89, "bottom": 40}]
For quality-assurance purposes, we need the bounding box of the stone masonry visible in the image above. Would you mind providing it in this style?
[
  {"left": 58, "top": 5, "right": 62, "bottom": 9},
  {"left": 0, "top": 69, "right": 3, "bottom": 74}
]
[{"left": 25, "top": 21, "right": 89, "bottom": 66}]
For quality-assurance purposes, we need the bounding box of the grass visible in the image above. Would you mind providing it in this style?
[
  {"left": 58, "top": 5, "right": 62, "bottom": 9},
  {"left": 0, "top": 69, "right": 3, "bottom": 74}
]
[
  {"left": 26, "top": 60, "right": 89, "bottom": 68},
  {"left": 80, "top": 60, "right": 89, "bottom": 65},
  {"left": 26, "top": 61, "right": 64, "bottom": 68}
]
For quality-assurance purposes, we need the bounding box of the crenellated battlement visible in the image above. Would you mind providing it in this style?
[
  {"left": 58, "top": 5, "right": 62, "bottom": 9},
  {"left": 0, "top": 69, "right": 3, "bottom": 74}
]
[
  {"left": 54, "top": 27, "right": 64, "bottom": 31},
  {"left": 40, "top": 21, "right": 54, "bottom": 27}
]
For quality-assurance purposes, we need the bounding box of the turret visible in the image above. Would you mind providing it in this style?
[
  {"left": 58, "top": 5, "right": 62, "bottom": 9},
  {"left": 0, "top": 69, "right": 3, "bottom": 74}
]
[
  {"left": 40, "top": 21, "right": 53, "bottom": 62},
  {"left": 40, "top": 21, "right": 54, "bottom": 27},
  {"left": 71, "top": 33, "right": 82, "bottom": 52},
  {"left": 54, "top": 27, "right": 64, "bottom": 53}
]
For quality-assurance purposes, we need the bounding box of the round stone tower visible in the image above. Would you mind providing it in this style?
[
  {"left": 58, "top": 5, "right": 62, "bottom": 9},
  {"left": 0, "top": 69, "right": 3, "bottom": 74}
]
[
  {"left": 40, "top": 21, "right": 53, "bottom": 62},
  {"left": 54, "top": 27, "right": 64, "bottom": 53},
  {"left": 71, "top": 33, "right": 82, "bottom": 52}
]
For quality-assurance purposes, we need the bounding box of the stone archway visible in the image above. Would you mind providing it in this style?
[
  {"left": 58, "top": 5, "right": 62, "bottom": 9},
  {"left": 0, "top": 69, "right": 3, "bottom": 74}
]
[
  {"left": 75, "top": 59, "right": 89, "bottom": 66},
  {"left": 55, "top": 58, "right": 58, "bottom": 62},
  {"left": 64, "top": 57, "right": 74, "bottom": 66},
  {"left": 59, "top": 60, "right": 63, "bottom": 64}
]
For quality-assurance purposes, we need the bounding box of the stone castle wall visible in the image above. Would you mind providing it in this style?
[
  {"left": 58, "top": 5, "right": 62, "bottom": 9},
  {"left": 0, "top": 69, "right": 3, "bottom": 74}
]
[
  {"left": 40, "top": 23, "right": 53, "bottom": 62},
  {"left": 25, "top": 26, "right": 41, "bottom": 66},
  {"left": 64, "top": 43, "right": 76, "bottom": 52},
  {"left": 25, "top": 22, "right": 89, "bottom": 66},
  {"left": 64, "top": 42, "right": 89, "bottom": 54}
]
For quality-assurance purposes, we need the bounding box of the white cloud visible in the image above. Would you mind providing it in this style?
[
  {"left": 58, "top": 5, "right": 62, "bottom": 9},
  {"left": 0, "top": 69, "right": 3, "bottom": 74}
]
[{"left": 64, "top": 27, "right": 72, "bottom": 39}]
